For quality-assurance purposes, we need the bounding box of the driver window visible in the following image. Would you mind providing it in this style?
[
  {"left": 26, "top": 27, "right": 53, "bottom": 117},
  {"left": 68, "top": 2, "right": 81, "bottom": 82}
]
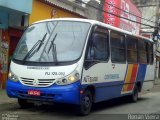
[{"left": 86, "top": 26, "right": 109, "bottom": 61}]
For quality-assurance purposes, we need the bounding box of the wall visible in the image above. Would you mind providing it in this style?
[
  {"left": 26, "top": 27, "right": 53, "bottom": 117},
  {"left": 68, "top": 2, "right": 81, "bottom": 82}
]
[
  {"left": 132, "top": 0, "right": 158, "bottom": 34},
  {"left": 0, "top": 0, "right": 32, "bottom": 89},
  {"left": 0, "top": 12, "right": 8, "bottom": 29},
  {"left": 104, "top": 0, "right": 141, "bottom": 35},
  {"left": 0, "top": 30, "right": 10, "bottom": 89},
  {"left": 29, "top": 0, "right": 81, "bottom": 24},
  {"left": 48, "top": 0, "right": 85, "bottom": 16},
  {"left": 0, "top": 30, "right": 1, "bottom": 62},
  {"left": 85, "top": 0, "right": 103, "bottom": 22},
  {"left": 0, "top": 0, "right": 32, "bottom": 14}
]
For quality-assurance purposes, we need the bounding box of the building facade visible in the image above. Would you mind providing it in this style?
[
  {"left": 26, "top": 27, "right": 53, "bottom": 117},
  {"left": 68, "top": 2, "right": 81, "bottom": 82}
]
[
  {"left": 104, "top": 0, "right": 141, "bottom": 35},
  {"left": 132, "top": 0, "right": 158, "bottom": 37},
  {"left": 29, "top": 0, "right": 85, "bottom": 25},
  {"left": 132, "top": 0, "right": 159, "bottom": 79},
  {"left": 0, "top": 0, "right": 32, "bottom": 89},
  {"left": 0, "top": 0, "right": 86, "bottom": 89}
]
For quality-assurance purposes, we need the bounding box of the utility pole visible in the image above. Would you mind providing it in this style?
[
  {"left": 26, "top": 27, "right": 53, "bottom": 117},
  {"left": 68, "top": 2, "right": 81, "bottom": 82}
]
[
  {"left": 97, "top": 0, "right": 105, "bottom": 22},
  {"left": 154, "top": 0, "right": 160, "bottom": 79},
  {"left": 84, "top": 0, "right": 104, "bottom": 22}
]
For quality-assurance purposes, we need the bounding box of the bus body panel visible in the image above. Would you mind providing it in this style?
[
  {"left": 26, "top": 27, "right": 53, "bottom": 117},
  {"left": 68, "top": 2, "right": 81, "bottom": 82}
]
[
  {"left": 142, "top": 64, "right": 155, "bottom": 91},
  {"left": 7, "top": 80, "right": 81, "bottom": 104},
  {"left": 81, "top": 61, "right": 128, "bottom": 102},
  {"left": 144, "top": 64, "right": 155, "bottom": 81},
  {"left": 10, "top": 61, "right": 78, "bottom": 80},
  {"left": 82, "top": 61, "right": 127, "bottom": 102},
  {"left": 81, "top": 62, "right": 154, "bottom": 103},
  {"left": 82, "top": 61, "right": 127, "bottom": 85}
]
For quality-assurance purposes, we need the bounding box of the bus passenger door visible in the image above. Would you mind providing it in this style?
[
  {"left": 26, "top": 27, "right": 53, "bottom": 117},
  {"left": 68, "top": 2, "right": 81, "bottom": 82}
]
[
  {"left": 82, "top": 26, "right": 110, "bottom": 102},
  {"left": 110, "top": 31, "right": 127, "bottom": 95}
]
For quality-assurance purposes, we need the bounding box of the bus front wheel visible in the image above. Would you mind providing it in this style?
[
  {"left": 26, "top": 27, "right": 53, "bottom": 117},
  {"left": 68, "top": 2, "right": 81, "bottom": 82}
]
[{"left": 77, "top": 90, "right": 92, "bottom": 116}]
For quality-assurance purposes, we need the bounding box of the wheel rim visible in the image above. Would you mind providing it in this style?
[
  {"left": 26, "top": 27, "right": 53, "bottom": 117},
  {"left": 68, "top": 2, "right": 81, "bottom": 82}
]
[{"left": 82, "top": 95, "right": 91, "bottom": 110}]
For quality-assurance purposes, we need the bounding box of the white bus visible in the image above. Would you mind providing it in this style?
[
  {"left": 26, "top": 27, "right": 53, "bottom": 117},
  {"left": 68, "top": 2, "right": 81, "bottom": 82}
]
[{"left": 7, "top": 18, "right": 155, "bottom": 115}]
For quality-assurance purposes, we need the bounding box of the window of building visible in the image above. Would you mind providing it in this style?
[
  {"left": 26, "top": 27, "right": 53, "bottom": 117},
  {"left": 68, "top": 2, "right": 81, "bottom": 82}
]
[
  {"left": 126, "top": 36, "right": 138, "bottom": 63},
  {"left": 110, "top": 32, "right": 125, "bottom": 63}
]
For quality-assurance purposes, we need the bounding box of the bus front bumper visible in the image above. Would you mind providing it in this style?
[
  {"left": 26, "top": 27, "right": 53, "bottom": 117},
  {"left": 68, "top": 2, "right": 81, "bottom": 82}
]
[{"left": 6, "top": 80, "right": 81, "bottom": 105}]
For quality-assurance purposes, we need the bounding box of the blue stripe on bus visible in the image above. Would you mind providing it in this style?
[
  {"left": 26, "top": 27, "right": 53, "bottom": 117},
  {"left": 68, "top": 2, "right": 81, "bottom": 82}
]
[
  {"left": 136, "top": 64, "right": 147, "bottom": 82},
  {"left": 94, "top": 81, "right": 124, "bottom": 102},
  {"left": 81, "top": 81, "right": 129, "bottom": 103}
]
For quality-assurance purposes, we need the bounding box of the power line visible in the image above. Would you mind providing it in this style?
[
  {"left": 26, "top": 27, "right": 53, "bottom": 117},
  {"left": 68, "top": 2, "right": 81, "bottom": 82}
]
[
  {"left": 137, "top": 4, "right": 160, "bottom": 7},
  {"left": 75, "top": 0, "right": 157, "bottom": 29},
  {"left": 105, "top": 1, "right": 158, "bottom": 25}
]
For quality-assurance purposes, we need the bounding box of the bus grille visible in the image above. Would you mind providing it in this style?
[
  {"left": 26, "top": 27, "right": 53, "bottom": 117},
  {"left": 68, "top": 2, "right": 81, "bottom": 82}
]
[{"left": 20, "top": 77, "right": 55, "bottom": 87}]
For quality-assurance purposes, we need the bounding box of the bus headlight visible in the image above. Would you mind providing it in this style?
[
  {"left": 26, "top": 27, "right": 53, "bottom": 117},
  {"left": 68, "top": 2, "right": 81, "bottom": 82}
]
[
  {"left": 56, "top": 71, "right": 80, "bottom": 85},
  {"left": 8, "top": 72, "right": 19, "bottom": 82}
]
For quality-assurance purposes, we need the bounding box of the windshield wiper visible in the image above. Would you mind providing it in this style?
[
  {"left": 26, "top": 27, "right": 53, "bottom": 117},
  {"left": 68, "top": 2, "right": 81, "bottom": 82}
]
[
  {"left": 47, "top": 33, "right": 58, "bottom": 63},
  {"left": 22, "top": 33, "right": 47, "bottom": 63},
  {"left": 39, "top": 22, "right": 58, "bottom": 62}
]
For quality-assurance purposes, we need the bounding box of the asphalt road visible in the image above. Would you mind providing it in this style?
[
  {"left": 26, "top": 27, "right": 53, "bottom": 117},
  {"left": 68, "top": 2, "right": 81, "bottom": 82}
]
[{"left": 0, "top": 85, "right": 160, "bottom": 120}]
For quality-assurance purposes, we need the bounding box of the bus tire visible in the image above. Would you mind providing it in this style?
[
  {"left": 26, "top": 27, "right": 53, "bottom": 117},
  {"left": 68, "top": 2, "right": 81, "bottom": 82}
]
[
  {"left": 18, "top": 98, "right": 34, "bottom": 109},
  {"left": 129, "top": 85, "right": 138, "bottom": 102},
  {"left": 77, "top": 90, "right": 92, "bottom": 116}
]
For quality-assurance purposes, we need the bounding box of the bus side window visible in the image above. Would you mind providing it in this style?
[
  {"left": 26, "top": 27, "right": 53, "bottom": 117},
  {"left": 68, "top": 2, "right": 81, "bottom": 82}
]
[
  {"left": 91, "top": 33, "right": 108, "bottom": 60},
  {"left": 148, "top": 42, "right": 154, "bottom": 64},
  {"left": 126, "top": 36, "right": 138, "bottom": 63},
  {"left": 110, "top": 31, "right": 125, "bottom": 63},
  {"left": 138, "top": 40, "right": 148, "bottom": 64},
  {"left": 84, "top": 26, "right": 109, "bottom": 68}
]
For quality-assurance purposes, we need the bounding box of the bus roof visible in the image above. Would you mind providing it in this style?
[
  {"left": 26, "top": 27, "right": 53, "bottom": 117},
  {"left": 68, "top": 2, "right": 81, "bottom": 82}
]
[{"left": 33, "top": 18, "right": 153, "bottom": 42}]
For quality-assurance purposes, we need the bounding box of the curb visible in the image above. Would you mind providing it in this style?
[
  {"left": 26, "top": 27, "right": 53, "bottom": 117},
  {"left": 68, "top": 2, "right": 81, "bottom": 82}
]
[
  {"left": 154, "top": 80, "right": 160, "bottom": 85},
  {"left": 0, "top": 89, "right": 16, "bottom": 105},
  {"left": 0, "top": 101, "right": 17, "bottom": 105}
]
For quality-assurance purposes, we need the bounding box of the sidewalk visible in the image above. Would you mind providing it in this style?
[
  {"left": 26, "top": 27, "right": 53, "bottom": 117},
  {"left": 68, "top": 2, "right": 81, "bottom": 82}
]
[
  {"left": 154, "top": 78, "right": 160, "bottom": 85},
  {"left": 0, "top": 89, "right": 16, "bottom": 104}
]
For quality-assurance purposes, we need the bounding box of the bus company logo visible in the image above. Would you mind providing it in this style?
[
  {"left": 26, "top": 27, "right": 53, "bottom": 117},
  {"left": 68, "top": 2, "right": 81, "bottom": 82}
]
[
  {"left": 104, "top": 74, "right": 120, "bottom": 80},
  {"left": 27, "top": 67, "right": 49, "bottom": 70},
  {"left": 83, "top": 76, "right": 98, "bottom": 83},
  {"left": 33, "top": 79, "right": 39, "bottom": 86}
]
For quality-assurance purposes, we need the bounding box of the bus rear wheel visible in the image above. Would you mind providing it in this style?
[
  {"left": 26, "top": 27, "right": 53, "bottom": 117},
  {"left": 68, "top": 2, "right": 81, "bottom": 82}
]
[
  {"left": 18, "top": 98, "right": 34, "bottom": 109},
  {"left": 129, "top": 85, "right": 138, "bottom": 102},
  {"left": 77, "top": 90, "right": 92, "bottom": 116}
]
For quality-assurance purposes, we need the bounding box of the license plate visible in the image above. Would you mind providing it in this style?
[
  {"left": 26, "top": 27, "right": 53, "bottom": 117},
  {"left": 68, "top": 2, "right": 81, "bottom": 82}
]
[{"left": 28, "top": 90, "right": 41, "bottom": 96}]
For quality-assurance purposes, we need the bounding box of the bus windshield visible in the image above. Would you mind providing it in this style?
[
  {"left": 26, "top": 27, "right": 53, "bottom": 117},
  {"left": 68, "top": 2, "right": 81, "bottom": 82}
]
[{"left": 13, "top": 21, "right": 91, "bottom": 63}]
